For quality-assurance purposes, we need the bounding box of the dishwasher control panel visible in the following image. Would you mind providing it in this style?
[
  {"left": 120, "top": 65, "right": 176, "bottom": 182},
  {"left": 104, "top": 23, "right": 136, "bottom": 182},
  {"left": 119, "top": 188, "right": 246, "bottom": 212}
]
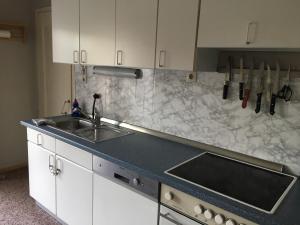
[
  {"left": 161, "top": 184, "right": 258, "bottom": 225},
  {"left": 93, "top": 155, "right": 159, "bottom": 200}
]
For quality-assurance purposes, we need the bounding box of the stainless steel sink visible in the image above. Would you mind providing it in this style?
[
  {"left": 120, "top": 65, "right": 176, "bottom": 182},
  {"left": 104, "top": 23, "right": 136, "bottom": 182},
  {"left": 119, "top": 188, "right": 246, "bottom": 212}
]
[
  {"left": 53, "top": 118, "right": 94, "bottom": 132},
  {"left": 49, "top": 117, "right": 134, "bottom": 143}
]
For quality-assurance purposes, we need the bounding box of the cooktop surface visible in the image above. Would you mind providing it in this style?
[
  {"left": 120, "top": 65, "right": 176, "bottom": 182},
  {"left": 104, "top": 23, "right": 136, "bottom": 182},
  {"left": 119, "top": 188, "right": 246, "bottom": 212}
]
[{"left": 166, "top": 152, "right": 297, "bottom": 213}]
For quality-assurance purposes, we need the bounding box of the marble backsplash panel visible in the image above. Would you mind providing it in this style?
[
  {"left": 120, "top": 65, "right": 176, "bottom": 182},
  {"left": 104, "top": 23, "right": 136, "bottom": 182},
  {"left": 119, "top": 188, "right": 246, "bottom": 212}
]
[{"left": 75, "top": 66, "right": 300, "bottom": 175}]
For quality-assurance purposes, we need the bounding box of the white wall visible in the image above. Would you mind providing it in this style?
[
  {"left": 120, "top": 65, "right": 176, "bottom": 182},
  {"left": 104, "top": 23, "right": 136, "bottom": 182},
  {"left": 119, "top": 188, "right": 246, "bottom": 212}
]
[
  {"left": 33, "top": 0, "right": 51, "bottom": 8},
  {"left": 0, "top": 0, "right": 38, "bottom": 170}
]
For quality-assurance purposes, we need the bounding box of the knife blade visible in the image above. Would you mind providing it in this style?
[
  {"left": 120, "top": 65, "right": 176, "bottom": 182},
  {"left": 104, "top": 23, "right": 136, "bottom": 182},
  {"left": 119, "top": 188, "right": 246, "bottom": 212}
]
[
  {"left": 239, "top": 57, "right": 245, "bottom": 100},
  {"left": 242, "top": 61, "right": 254, "bottom": 108},
  {"left": 266, "top": 65, "right": 272, "bottom": 103},
  {"left": 255, "top": 62, "right": 265, "bottom": 113},
  {"left": 223, "top": 56, "right": 233, "bottom": 100},
  {"left": 278, "top": 65, "right": 293, "bottom": 102},
  {"left": 270, "top": 63, "right": 280, "bottom": 115}
]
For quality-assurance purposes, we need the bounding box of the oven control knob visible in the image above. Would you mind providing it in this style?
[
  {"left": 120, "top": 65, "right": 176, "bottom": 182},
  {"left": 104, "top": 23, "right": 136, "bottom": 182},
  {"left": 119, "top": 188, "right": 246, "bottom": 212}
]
[
  {"left": 132, "top": 178, "right": 140, "bottom": 186},
  {"left": 164, "top": 192, "right": 174, "bottom": 201},
  {"left": 204, "top": 209, "right": 214, "bottom": 220},
  {"left": 225, "top": 219, "right": 236, "bottom": 225},
  {"left": 214, "top": 214, "right": 225, "bottom": 224},
  {"left": 194, "top": 205, "right": 204, "bottom": 214}
]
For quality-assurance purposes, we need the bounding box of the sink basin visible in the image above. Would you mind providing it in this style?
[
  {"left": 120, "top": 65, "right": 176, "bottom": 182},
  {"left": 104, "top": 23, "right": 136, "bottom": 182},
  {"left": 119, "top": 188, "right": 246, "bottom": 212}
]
[
  {"left": 49, "top": 117, "right": 134, "bottom": 143},
  {"left": 73, "top": 125, "right": 133, "bottom": 143},
  {"left": 53, "top": 118, "right": 93, "bottom": 132}
]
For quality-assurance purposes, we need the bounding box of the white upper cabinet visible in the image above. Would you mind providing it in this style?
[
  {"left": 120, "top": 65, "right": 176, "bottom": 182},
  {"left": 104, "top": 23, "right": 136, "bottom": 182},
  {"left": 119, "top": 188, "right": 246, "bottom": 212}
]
[
  {"left": 198, "top": 0, "right": 300, "bottom": 48},
  {"left": 80, "top": 0, "right": 115, "bottom": 66},
  {"left": 52, "top": 0, "right": 79, "bottom": 64},
  {"left": 115, "top": 0, "right": 158, "bottom": 68},
  {"left": 156, "top": 0, "right": 199, "bottom": 71}
]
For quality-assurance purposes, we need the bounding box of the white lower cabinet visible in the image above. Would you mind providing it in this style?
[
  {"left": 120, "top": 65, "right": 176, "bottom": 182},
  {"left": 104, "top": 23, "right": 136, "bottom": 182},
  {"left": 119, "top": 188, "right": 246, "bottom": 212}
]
[
  {"left": 56, "top": 156, "right": 93, "bottom": 225},
  {"left": 28, "top": 142, "right": 56, "bottom": 214},
  {"left": 27, "top": 131, "right": 159, "bottom": 225},
  {"left": 93, "top": 174, "right": 158, "bottom": 225},
  {"left": 27, "top": 132, "right": 93, "bottom": 225}
]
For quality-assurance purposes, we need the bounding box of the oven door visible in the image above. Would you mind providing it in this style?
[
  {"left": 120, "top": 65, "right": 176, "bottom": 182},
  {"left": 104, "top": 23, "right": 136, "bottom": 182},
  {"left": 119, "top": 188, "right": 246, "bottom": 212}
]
[{"left": 160, "top": 205, "right": 206, "bottom": 225}]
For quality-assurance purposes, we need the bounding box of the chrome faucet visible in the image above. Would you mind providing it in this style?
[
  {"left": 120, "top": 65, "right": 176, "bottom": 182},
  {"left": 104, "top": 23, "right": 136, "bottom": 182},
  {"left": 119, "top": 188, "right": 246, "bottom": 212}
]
[
  {"left": 79, "top": 93, "right": 102, "bottom": 127},
  {"left": 91, "top": 93, "right": 102, "bottom": 127}
]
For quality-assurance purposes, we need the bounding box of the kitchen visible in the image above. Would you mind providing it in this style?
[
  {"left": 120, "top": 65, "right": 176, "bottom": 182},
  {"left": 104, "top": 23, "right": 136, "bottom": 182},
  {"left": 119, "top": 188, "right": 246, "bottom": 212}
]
[{"left": 0, "top": 0, "right": 300, "bottom": 225}]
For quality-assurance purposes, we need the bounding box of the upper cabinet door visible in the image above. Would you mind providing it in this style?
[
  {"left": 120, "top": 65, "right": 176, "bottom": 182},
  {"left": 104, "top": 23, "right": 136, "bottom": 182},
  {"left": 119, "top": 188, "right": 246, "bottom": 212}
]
[
  {"left": 156, "top": 0, "right": 199, "bottom": 71},
  {"left": 115, "top": 0, "right": 158, "bottom": 69},
  {"left": 198, "top": 0, "right": 300, "bottom": 48},
  {"left": 52, "top": 0, "right": 79, "bottom": 64},
  {"left": 80, "top": 0, "right": 115, "bottom": 66}
]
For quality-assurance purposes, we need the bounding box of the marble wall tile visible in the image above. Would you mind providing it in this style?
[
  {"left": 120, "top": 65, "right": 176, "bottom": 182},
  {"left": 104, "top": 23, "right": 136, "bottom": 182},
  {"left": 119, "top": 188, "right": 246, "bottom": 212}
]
[{"left": 75, "top": 66, "right": 300, "bottom": 175}]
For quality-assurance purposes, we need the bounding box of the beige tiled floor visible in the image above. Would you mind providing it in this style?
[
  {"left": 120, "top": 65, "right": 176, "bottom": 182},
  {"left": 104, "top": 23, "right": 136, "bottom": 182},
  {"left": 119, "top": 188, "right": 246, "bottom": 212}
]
[{"left": 0, "top": 168, "right": 60, "bottom": 225}]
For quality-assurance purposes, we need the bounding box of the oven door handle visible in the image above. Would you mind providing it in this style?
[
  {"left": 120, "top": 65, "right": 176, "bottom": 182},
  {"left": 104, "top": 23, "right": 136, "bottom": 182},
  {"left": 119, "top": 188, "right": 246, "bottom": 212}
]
[{"left": 160, "top": 213, "right": 183, "bottom": 225}]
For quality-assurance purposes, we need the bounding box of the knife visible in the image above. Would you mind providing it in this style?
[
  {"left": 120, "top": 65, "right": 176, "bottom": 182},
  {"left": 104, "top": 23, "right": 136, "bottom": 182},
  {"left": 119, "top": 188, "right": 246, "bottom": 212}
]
[
  {"left": 242, "top": 61, "right": 254, "bottom": 108},
  {"left": 239, "top": 57, "right": 245, "bottom": 100},
  {"left": 266, "top": 65, "right": 272, "bottom": 103},
  {"left": 270, "top": 63, "right": 280, "bottom": 115},
  {"left": 278, "top": 65, "right": 293, "bottom": 102},
  {"left": 255, "top": 62, "right": 265, "bottom": 113},
  {"left": 223, "top": 57, "right": 233, "bottom": 100}
]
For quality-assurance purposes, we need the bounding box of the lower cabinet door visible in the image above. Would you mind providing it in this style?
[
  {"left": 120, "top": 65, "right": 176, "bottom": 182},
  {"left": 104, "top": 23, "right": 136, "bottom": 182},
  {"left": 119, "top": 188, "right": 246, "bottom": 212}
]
[
  {"left": 56, "top": 156, "right": 93, "bottom": 225},
  {"left": 28, "top": 142, "right": 56, "bottom": 214},
  {"left": 93, "top": 174, "right": 158, "bottom": 225}
]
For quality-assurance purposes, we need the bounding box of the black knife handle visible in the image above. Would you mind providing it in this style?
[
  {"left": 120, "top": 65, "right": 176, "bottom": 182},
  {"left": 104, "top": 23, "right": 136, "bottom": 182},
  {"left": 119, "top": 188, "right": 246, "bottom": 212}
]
[
  {"left": 239, "top": 83, "right": 244, "bottom": 100},
  {"left": 223, "top": 84, "right": 229, "bottom": 100},
  {"left": 270, "top": 94, "right": 277, "bottom": 115},
  {"left": 255, "top": 93, "right": 262, "bottom": 113}
]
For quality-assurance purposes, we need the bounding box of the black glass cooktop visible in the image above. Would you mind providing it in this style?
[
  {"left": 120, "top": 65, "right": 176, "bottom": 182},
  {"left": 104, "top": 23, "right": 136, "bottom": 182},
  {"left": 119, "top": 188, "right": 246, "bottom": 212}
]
[{"left": 166, "top": 153, "right": 296, "bottom": 213}]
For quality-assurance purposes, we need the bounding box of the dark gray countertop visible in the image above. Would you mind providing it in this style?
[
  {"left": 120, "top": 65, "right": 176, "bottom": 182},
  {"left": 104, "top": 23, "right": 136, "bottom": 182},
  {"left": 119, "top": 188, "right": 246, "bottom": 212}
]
[{"left": 21, "top": 119, "right": 300, "bottom": 225}]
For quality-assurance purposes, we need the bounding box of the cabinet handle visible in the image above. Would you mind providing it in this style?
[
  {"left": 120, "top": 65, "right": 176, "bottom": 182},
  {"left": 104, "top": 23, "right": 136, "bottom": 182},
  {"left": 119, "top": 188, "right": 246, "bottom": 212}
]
[
  {"left": 159, "top": 50, "right": 166, "bottom": 68},
  {"left": 246, "top": 22, "right": 257, "bottom": 45},
  {"left": 37, "top": 134, "right": 42, "bottom": 146},
  {"left": 117, "top": 50, "right": 123, "bottom": 65},
  {"left": 73, "top": 50, "right": 79, "bottom": 63},
  {"left": 160, "top": 213, "right": 183, "bottom": 225},
  {"left": 54, "top": 158, "right": 62, "bottom": 176},
  {"left": 49, "top": 155, "right": 55, "bottom": 175},
  {"left": 81, "top": 50, "right": 87, "bottom": 64}
]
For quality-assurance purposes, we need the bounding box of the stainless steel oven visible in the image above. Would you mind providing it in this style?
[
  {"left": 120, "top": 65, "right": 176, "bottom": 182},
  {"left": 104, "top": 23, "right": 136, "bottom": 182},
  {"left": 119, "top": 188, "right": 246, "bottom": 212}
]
[{"left": 160, "top": 205, "right": 206, "bottom": 225}]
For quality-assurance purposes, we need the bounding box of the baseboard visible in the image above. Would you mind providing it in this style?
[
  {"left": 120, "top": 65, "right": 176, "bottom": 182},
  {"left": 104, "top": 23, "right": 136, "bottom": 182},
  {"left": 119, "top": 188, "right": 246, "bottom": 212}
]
[
  {"left": 36, "top": 202, "right": 67, "bottom": 225},
  {"left": 0, "top": 163, "right": 27, "bottom": 173}
]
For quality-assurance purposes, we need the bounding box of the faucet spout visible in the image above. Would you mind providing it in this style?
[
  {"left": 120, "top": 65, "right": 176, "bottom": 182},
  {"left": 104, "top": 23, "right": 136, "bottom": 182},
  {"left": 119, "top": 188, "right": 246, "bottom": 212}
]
[{"left": 92, "top": 93, "right": 101, "bottom": 120}]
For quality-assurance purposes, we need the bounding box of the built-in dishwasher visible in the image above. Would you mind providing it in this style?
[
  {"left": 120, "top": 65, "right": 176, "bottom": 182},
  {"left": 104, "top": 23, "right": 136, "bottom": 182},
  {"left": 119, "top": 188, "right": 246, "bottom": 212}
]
[{"left": 93, "top": 155, "right": 159, "bottom": 225}]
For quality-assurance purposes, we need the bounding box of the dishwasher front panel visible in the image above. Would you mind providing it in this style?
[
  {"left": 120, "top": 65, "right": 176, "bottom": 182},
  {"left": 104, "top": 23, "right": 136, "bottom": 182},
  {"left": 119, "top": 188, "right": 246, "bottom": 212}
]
[
  {"left": 93, "top": 173, "right": 158, "bottom": 225},
  {"left": 160, "top": 205, "right": 206, "bottom": 225}
]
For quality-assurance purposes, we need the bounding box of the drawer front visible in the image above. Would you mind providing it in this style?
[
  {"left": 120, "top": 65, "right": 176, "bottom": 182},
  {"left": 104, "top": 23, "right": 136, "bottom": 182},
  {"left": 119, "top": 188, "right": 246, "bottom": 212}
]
[
  {"left": 56, "top": 140, "right": 92, "bottom": 170},
  {"left": 27, "top": 128, "right": 55, "bottom": 152}
]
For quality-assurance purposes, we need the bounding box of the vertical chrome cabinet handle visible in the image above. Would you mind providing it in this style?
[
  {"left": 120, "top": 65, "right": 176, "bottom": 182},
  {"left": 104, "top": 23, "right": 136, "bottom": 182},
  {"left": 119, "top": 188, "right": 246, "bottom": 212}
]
[
  {"left": 117, "top": 50, "right": 123, "bottom": 65},
  {"left": 73, "top": 50, "right": 79, "bottom": 63},
  {"left": 159, "top": 50, "right": 166, "bottom": 67},
  {"left": 55, "top": 158, "right": 62, "bottom": 176},
  {"left": 246, "top": 22, "right": 257, "bottom": 45},
  {"left": 81, "top": 50, "right": 87, "bottom": 64},
  {"left": 37, "top": 134, "right": 42, "bottom": 146},
  {"left": 48, "top": 155, "right": 55, "bottom": 175},
  {"left": 160, "top": 213, "right": 183, "bottom": 225}
]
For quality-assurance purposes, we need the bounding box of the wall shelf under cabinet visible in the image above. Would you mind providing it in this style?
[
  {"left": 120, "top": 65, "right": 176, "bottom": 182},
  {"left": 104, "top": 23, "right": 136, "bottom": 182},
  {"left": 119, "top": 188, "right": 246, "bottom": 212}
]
[{"left": 0, "top": 23, "right": 25, "bottom": 43}]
